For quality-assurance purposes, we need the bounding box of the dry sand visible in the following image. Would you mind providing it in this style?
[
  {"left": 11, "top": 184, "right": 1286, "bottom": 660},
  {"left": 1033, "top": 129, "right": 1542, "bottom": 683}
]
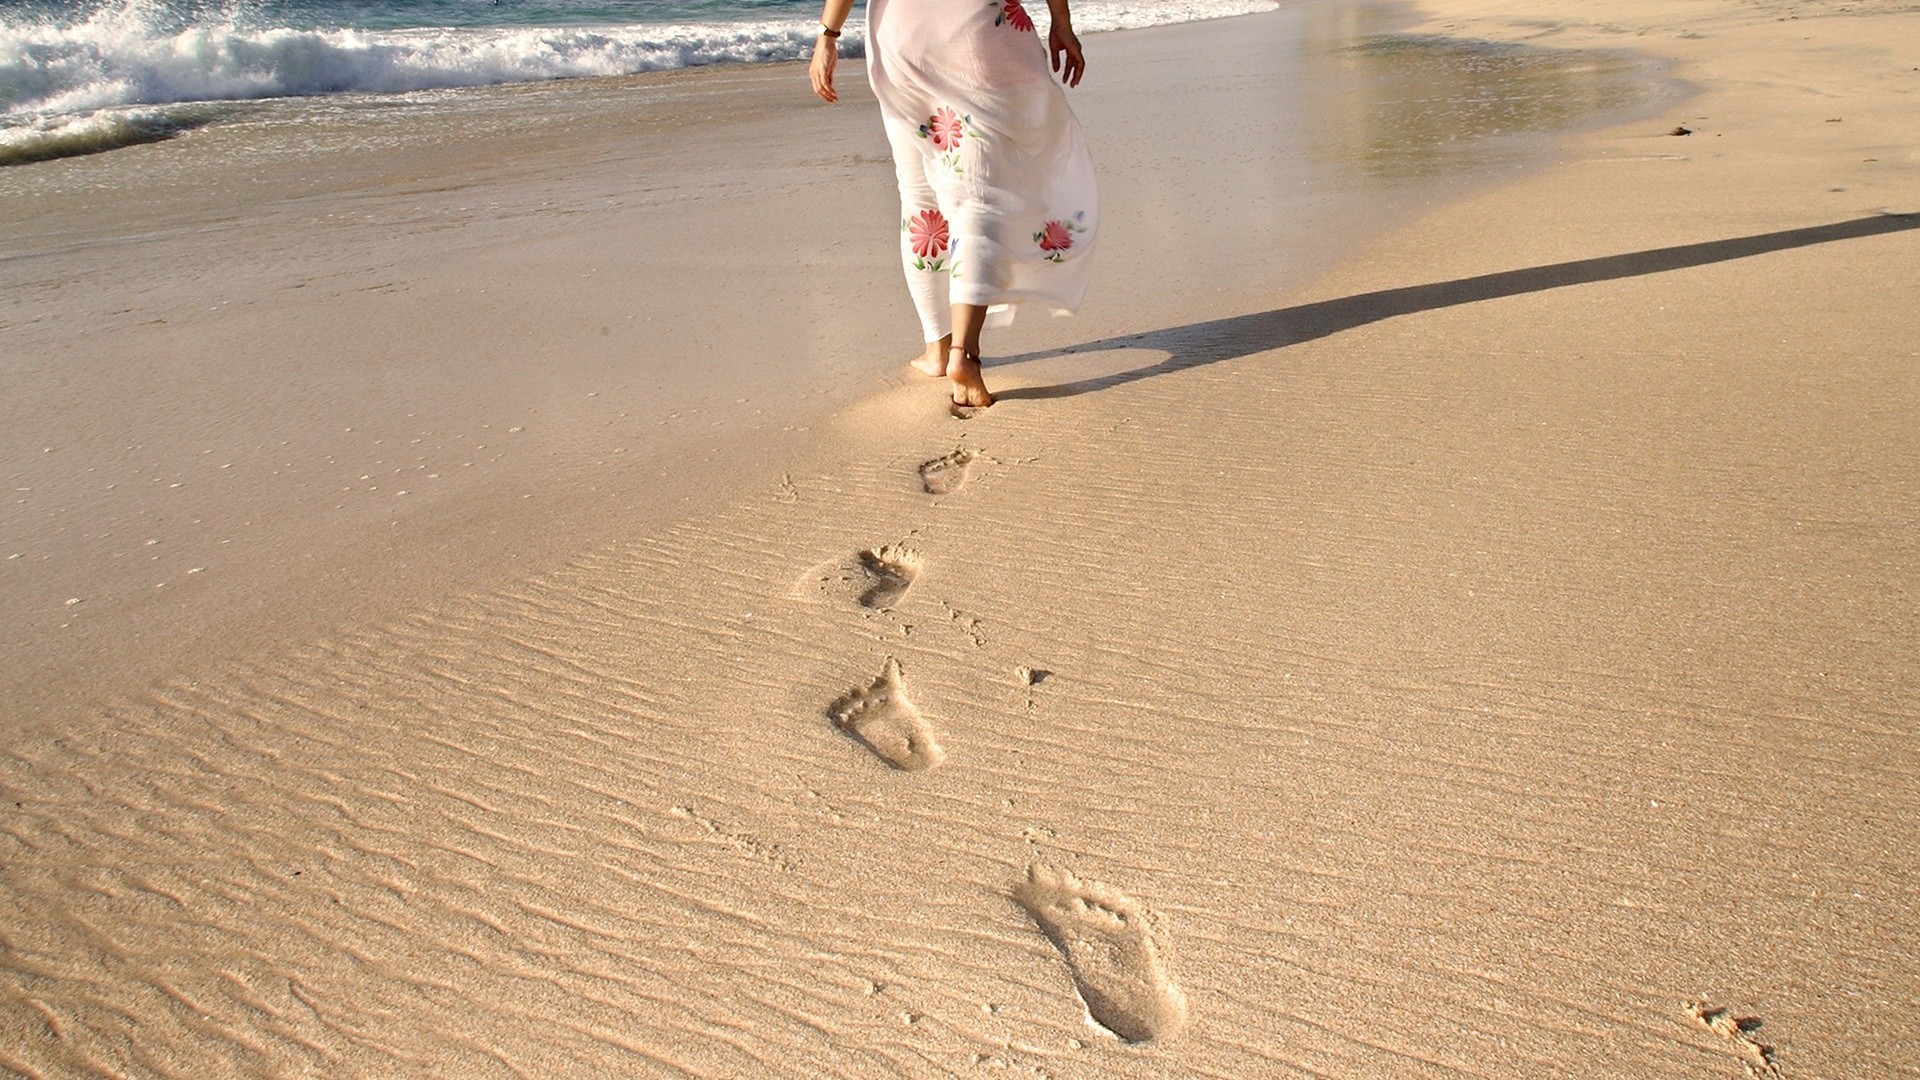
[{"left": 3, "top": 0, "right": 1919, "bottom": 1076}]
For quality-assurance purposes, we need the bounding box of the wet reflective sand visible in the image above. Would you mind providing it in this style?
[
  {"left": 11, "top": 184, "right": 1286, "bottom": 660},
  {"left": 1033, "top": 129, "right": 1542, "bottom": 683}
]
[
  {"left": 0, "top": 5, "right": 1680, "bottom": 719},
  {"left": 1309, "top": 26, "right": 1669, "bottom": 178}
]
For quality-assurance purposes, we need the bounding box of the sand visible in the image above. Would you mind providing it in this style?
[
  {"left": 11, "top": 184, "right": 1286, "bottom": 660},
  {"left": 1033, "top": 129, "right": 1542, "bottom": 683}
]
[{"left": 3, "top": 0, "right": 1918, "bottom": 1076}]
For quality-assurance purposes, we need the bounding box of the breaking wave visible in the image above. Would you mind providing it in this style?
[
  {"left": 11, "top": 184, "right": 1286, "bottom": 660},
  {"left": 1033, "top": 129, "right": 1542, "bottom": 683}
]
[{"left": 1, "top": 0, "right": 1279, "bottom": 164}]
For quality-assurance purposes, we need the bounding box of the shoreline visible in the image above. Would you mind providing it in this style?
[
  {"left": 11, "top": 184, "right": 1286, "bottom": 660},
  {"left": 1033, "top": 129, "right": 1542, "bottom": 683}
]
[
  {"left": 5, "top": 1, "right": 1918, "bottom": 1075},
  {"left": 0, "top": 0, "right": 1295, "bottom": 170},
  {"left": 0, "top": 2, "right": 1670, "bottom": 724}
]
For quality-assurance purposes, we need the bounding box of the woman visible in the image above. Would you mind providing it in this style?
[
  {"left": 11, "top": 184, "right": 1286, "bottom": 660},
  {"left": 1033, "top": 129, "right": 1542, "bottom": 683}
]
[{"left": 810, "top": 0, "right": 1098, "bottom": 409}]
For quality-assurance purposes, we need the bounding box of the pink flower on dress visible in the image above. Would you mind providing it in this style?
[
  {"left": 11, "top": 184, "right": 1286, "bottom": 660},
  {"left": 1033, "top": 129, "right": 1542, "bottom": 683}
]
[
  {"left": 908, "top": 208, "right": 950, "bottom": 259},
  {"left": 926, "top": 106, "right": 963, "bottom": 151},
  {"left": 1037, "top": 219, "right": 1074, "bottom": 253},
  {"left": 997, "top": 0, "right": 1035, "bottom": 31}
]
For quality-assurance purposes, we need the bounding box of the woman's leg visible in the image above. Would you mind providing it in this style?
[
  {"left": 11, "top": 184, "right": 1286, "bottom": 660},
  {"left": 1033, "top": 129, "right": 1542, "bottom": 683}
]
[
  {"left": 947, "top": 302, "right": 993, "bottom": 407},
  {"left": 912, "top": 338, "right": 954, "bottom": 378},
  {"left": 887, "top": 124, "right": 955, "bottom": 375}
]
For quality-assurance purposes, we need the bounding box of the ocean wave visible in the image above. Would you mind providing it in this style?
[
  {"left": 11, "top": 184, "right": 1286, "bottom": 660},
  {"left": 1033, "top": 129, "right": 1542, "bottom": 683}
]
[
  {"left": 1072, "top": 0, "right": 1280, "bottom": 34},
  {"left": 1, "top": 2, "right": 839, "bottom": 119},
  {"left": 0, "top": 103, "right": 224, "bottom": 165},
  {"left": 1, "top": 0, "right": 1279, "bottom": 164}
]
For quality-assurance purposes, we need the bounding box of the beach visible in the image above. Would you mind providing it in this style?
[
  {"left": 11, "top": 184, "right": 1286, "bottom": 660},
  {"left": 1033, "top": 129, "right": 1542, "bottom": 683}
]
[{"left": 3, "top": 0, "right": 1918, "bottom": 1075}]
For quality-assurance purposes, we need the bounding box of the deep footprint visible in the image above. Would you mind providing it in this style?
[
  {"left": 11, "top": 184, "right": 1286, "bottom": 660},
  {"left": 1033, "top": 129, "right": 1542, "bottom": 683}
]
[
  {"left": 857, "top": 545, "right": 923, "bottom": 609},
  {"left": 919, "top": 449, "right": 976, "bottom": 495},
  {"left": 1012, "top": 865, "right": 1189, "bottom": 1043},
  {"left": 1686, "top": 1002, "right": 1783, "bottom": 1078},
  {"left": 827, "top": 657, "right": 944, "bottom": 772}
]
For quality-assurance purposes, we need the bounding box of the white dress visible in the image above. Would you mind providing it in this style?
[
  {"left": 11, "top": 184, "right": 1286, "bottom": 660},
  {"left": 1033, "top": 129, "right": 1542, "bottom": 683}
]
[{"left": 866, "top": 0, "right": 1099, "bottom": 341}]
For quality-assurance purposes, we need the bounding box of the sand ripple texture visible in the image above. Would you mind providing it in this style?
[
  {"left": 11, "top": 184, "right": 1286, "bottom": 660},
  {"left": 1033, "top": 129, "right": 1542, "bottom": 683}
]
[{"left": 5, "top": 317, "right": 1918, "bottom": 1075}]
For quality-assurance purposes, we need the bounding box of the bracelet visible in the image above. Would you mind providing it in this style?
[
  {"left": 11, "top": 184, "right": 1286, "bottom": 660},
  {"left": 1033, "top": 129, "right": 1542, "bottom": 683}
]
[{"left": 819, "top": 23, "right": 842, "bottom": 37}]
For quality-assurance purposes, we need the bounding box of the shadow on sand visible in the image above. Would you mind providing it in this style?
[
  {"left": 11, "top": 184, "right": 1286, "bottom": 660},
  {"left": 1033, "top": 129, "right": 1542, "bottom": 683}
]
[{"left": 992, "top": 213, "right": 1920, "bottom": 401}]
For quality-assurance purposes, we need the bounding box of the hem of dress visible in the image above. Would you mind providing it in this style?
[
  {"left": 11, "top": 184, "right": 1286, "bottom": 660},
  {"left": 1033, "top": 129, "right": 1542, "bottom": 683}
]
[{"left": 953, "top": 287, "right": 1088, "bottom": 329}]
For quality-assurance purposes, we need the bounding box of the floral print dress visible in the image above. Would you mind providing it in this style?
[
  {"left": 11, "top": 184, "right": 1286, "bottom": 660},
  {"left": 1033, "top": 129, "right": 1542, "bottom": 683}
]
[{"left": 867, "top": 0, "right": 1098, "bottom": 341}]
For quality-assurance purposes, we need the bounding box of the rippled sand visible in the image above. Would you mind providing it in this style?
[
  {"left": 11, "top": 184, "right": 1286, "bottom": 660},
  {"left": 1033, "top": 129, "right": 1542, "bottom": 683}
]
[{"left": 3, "top": 1, "right": 1917, "bottom": 1076}]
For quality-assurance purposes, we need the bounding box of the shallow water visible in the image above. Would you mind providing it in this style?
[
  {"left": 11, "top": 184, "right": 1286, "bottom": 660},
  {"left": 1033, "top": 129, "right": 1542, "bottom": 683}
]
[
  {"left": 1056, "top": 2, "right": 1678, "bottom": 330},
  {"left": 1312, "top": 30, "right": 1668, "bottom": 178},
  {"left": 1, "top": 1, "right": 1677, "bottom": 241},
  {"left": 0, "top": 0, "right": 1286, "bottom": 164}
]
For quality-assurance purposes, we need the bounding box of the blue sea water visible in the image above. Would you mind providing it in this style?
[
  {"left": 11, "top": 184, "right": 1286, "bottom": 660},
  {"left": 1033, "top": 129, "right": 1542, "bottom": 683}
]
[
  {"left": 5, "top": 0, "right": 832, "bottom": 33},
  {"left": 0, "top": 0, "right": 1278, "bottom": 163}
]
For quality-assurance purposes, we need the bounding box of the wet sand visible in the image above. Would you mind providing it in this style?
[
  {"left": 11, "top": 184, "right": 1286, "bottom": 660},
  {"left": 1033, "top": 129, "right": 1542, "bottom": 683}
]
[
  {"left": 3, "top": 0, "right": 1918, "bottom": 1076},
  {"left": 0, "top": 3, "right": 1671, "bottom": 722}
]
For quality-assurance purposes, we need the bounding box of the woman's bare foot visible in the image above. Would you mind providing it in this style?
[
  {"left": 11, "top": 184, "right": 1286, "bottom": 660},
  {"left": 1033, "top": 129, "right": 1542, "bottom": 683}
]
[
  {"left": 948, "top": 347, "right": 994, "bottom": 408},
  {"left": 910, "top": 338, "right": 951, "bottom": 377}
]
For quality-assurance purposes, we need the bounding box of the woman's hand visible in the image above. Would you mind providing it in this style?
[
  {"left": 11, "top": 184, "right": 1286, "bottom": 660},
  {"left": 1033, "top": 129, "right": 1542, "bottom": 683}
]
[
  {"left": 1049, "top": 21, "right": 1085, "bottom": 87},
  {"left": 810, "top": 35, "right": 839, "bottom": 102}
]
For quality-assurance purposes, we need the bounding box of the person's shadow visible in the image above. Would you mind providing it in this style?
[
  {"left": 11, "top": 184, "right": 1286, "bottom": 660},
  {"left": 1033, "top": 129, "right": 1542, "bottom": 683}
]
[{"left": 992, "top": 212, "right": 1919, "bottom": 400}]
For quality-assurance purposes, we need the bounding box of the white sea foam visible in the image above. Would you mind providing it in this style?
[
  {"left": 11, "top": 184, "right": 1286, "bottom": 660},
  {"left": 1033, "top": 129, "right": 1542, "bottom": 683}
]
[
  {"left": 1071, "top": 0, "right": 1280, "bottom": 34},
  {"left": 1, "top": 5, "right": 838, "bottom": 117},
  {"left": 1, "top": 0, "right": 1279, "bottom": 164},
  {"left": 0, "top": 105, "right": 216, "bottom": 165}
]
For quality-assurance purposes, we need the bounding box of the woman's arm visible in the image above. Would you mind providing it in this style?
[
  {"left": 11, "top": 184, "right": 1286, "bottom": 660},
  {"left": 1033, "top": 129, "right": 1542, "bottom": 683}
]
[
  {"left": 810, "top": 0, "right": 856, "bottom": 103},
  {"left": 1044, "top": 0, "right": 1085, "bottom": 87}
]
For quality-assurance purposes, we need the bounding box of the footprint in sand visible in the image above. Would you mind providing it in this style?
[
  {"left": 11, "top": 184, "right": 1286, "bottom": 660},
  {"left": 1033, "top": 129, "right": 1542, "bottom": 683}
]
[
  {"left": 1686, "top": 1001, "right": 1783, "bottom": 1078},
  {"left": 919, "top": 449, "right": 976, "bottom": 495},
  {"left": 1012, "top": 864, "right": 1189, "bottom": 1043},
  {"left": 855, "top": 545, "right": 922, "bottom": 609},
  {"left": 827, "top": 657, "right": 944, "bottom": 772},
  {"left": 798, "top": 545, "right": 924, "bottom": 609}
]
